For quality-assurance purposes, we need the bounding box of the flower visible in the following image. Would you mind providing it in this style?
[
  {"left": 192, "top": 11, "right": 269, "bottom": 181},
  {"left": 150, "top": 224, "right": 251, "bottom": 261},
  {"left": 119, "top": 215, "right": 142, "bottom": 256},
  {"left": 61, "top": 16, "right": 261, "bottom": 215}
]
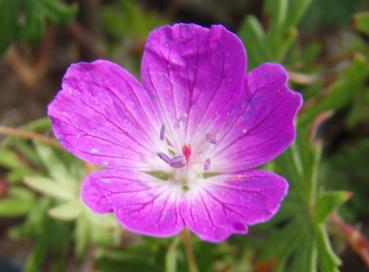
[{"left": 48, "top": 23, "right": 302, "bottom": 242}]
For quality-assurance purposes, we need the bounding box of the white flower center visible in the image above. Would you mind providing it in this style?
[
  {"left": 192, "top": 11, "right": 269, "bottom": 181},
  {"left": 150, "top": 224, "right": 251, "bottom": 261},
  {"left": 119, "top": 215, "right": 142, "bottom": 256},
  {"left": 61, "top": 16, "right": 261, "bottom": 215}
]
[{"left": 153, "top": 123, "right": 218, "bottom": 190}]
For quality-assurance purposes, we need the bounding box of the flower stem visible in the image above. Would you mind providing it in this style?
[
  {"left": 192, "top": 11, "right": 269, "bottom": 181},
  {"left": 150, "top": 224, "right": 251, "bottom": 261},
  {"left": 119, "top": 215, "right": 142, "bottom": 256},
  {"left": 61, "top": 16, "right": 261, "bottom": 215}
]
[
  {"left": 0, "top": 126, "right": 60, "bottom": 148},
  {"left": 331, "top": 212, "right": 369, "bottom": 268},
  {"left": 182, "top": 228, "right": 198, "bottom": 272}
]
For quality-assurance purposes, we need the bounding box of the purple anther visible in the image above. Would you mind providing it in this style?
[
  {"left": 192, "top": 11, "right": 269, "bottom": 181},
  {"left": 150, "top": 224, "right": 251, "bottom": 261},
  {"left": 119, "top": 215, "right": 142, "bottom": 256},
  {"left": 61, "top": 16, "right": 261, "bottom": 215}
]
[
  {"left": 205, "top": 133, "right": 217, "bottom": 144},
  {"left": 160, "top": 124, "right": 165, "bottom": 140},
  {"left": 170, "top": 155, "right": 186, "bottom": 168},
  {"left": 157, "top": 152, "right": 171, "bottom": 164},
  {"left": 204, "top": 158, "right": 211, "bottom": 171}
]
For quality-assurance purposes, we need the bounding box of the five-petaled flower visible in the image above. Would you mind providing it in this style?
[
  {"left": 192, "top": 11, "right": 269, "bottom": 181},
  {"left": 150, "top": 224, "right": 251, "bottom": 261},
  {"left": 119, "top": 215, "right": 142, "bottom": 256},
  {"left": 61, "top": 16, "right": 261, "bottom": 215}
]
[{"left": 48, "top": 23, "right": 302, "bottom": 242}]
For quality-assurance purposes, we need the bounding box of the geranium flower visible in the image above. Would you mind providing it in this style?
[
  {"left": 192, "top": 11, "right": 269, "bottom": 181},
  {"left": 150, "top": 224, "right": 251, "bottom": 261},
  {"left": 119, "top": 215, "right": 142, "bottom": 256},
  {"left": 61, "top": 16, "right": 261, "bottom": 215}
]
[{"left": 48, "top": 23, "right": 302, "bottom": 242}]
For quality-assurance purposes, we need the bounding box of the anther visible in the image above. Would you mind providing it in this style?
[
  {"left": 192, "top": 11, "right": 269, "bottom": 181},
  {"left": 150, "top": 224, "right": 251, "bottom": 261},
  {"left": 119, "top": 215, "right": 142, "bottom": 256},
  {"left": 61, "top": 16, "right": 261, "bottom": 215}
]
[
  {"left": 204, "top": 158, "right": 211, "bottom": 171},
  {"left": 170, "top": 155, "right": 186, "bottom": 168},
  {"left": 205, "top": 133, "right": 217, "bottom": 144},
  {"left": 157, "top": 152, "right": 171, "bottom": 164},
  {"left": 160, "top": 124, "right": 165, "bottom": 140}
]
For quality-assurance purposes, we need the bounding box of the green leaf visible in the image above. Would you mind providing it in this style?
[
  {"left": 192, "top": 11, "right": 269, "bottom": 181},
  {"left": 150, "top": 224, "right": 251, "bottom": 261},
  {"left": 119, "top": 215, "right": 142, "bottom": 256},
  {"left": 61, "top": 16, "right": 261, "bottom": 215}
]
[
  {"left": 0, "top": 118, "right": 51, "bottom": 149},
  {"left": 22, "top": 117, "right": 51, "bottom": 132},
  {"left": 33, "top": 142, "right": 77, "bottom": 193},
  {"left": 353, "top": 12, "right": 369, "bottom": 36},
  {"left": 10, "top": 139, "right": 43, "bottom": 168},
  {"left": 0, "top": 0, "right": 21, "bottom": 53},
  {"left": 48, "top": 200, "right": 82, "bottom": 221},
  {"left": 284, "top": 0, "right": 313, "bottom": 30},
  {"left": 264, "top": 0, "right": 288, "bottom": 42},
  {"left": 300, "top": 54, "right": 369, "bottom": 126},
  {"left": 238, "top": 15, "right": 269, "bottom": 68},
  {"left": 95, "top": 247, "right": 160, "bottom": 272},
  {"left": 23, "top": 206, "right": 71, "bottom": 272},
  {"left": 24, "top": 176, "right": 75, "bottom": 200},
  {"left": 41, "top": 0, "right": 78, "bottom": 25},
  {"left": 0, "top": 148, "right": 32, "bottom": 172},
  {"left": 90, "top": 223, "right": 120, "bottom": 247},
  {"left": 24, "top": 238, "right": 48, "bottom": 272},
  {"left": 288, "top": 229, "right": 317, "bottom": 272},
  {"left": 315, "top": 191, "right": 351, "bottom": 223},
  {"left": 17, "top": 0, "right": 45, "bottom": 45},
  {"left": 74, "top": 216, "right": 90, "bottom": 258},
  {"left": 0, "top": 0, "right": 77, "bottom": 52},
  {"left": 316, "top": 225, "right": 341, "bottom": 272},
  {"left": 239, "top": 0, "right": 312, "bottom": 67},
  {"left": 260, "top": 218, "right": 305, "bottom": 270},
  {"left": 18, "top": 0, "right": 77, "bottom": 44},
  {"left": 23, "top": 198, "right": 52, "bottom": 237},
  {"left": 102, "top": 0, "right": 165, "bottom": 39},
  {"left": 0, "top": 187, "right": 36, "bottom": 216},
  {"left": 275, "top": 27, "right": 298, "bottom": 61},
  {"left": 84, "top": 207, "right": 120, "bottom": 230}
]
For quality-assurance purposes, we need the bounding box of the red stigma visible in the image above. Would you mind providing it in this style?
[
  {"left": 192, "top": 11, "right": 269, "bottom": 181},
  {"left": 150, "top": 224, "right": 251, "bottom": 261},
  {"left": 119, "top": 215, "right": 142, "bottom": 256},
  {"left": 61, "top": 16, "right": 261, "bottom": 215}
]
[{"left": 182, "top": 144, "right": 192, "bottom": 162}]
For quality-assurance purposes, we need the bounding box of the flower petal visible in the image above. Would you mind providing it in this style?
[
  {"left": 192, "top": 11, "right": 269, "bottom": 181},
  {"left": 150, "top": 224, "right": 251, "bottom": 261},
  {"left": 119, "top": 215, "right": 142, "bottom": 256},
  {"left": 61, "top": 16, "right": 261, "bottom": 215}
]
[
  {"left": 210, "top": 63, "right": 302, "bottom": 172},
  {"left": 48, "top": 60, "right": 162, "bottom": 170},
  {"left": 141, "top": 23, "right": 247, "bottom": 148},
  {"left": 180, "top": 191, "right": 248, "bottom": 243},
  {"left": 181, "top": 170, "right": 287, "bottom": 242},
  {"left": 81, "top": 169, "right": 184, "bottom": 237},
  {"left": 206, "top": 170, "right": 288, "bottom": 225}
]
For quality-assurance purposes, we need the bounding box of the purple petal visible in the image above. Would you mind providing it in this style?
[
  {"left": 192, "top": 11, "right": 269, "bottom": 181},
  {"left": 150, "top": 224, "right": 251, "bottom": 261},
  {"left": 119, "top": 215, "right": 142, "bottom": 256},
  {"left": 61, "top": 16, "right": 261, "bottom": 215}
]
[
  {"left": 48, "top": 60, "right": 162, "bottom": 170},
  {"left": 210, "top": 63, "right": 302, "bottom": 172},
  {"left": 205, "top": 170, "right": 288, "bottom": 225},
  {"left": 81, "top": 169, "right": 184, "bottom": 237},
  {"left": 181, "top": 170, "right": 287, "bottom": 242},
  {"left": 180, "top": 192, "right": 248, "bottom": 243},
  {"left": 81, "top": 172, "right": 114, "bottom": 214},
  {"left": 141, "top": 23, "right": 247, "bottom": 146}
]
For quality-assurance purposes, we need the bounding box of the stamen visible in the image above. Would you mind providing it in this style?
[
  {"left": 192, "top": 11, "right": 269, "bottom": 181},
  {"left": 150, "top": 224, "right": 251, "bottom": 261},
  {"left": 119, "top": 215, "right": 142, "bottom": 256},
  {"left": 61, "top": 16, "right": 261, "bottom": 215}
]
[
  {"left": 205, "top": 133, "right": 217, "bottom": 144},
  {"left": 182, "top": 144, "right": 192, "bottom": 161},
  {"left": 204, "top": 158, "right": 211, "bottom": 171},
  {"left": 157, "top": 152, "right": 171, "bottom": 164},
  {"left": 170, "top": 155, "right": 186, "bottom": 168},
  {"left": 160, "top": 124, "right": 165, "bottom": 140}
]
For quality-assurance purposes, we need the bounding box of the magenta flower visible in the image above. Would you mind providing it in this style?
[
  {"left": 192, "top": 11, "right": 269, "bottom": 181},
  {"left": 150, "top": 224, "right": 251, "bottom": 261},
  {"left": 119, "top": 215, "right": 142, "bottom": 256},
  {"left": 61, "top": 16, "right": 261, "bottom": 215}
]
[{"left": 48, "top": 23, "right": 302, "bottom": 242}]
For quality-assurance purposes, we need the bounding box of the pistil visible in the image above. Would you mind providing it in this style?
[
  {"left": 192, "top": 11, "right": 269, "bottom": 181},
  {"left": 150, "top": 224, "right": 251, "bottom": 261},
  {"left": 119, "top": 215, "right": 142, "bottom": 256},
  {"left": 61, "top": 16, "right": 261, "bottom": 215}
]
[{"left": 182, "top": 144, "right": 192, "bottom": 162}]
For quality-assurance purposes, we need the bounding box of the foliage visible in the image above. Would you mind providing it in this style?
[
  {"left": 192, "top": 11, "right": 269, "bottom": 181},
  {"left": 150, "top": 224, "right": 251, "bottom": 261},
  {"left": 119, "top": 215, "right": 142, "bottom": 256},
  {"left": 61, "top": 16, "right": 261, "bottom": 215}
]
[
  {"left": 101, "top": 0, "right": 166, "bottom": 40},
  {"left": 0, "top": 0, "right": 77, "bottom": 54},
  {"left": 300, "top": 0, "right": 365, "bottom": 30},
  {"left": 100, "top": 0, "right": 166, "bottom": 72},
  {"left": 1, "top": 0, "right": 369, "bottom": 271},
  {"left": 236, "top": 1, "right": 369, "bottom": 271}
]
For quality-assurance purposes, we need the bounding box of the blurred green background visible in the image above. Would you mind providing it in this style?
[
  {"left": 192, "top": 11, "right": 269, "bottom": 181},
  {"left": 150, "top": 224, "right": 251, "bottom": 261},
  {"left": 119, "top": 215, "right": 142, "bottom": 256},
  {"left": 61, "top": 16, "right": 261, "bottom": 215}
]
[{"left": 0, "top": 0, "right": 369, "bottom": 271}]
